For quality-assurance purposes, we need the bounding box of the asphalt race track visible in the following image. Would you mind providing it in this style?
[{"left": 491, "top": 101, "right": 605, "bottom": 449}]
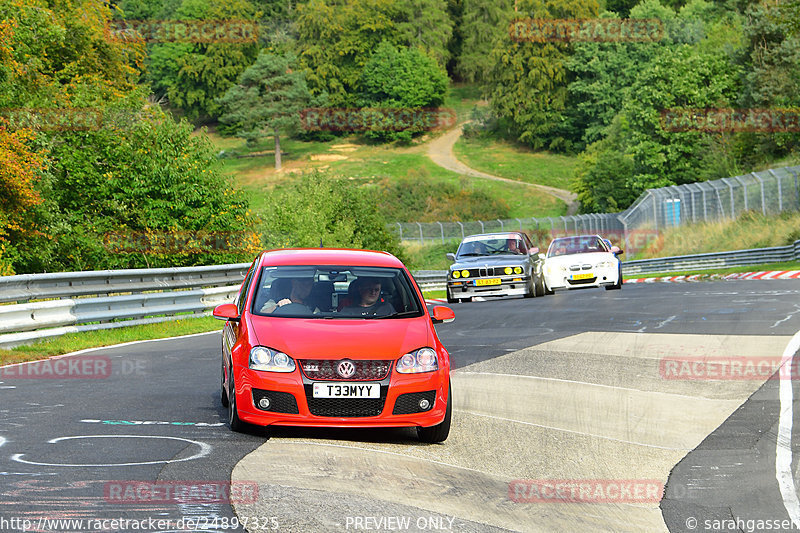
[{"left": 2, "top": 280, "right": 800, "bottom": 532}]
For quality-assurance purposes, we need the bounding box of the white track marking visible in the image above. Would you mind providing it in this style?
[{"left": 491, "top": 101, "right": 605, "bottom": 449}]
[
  {"left": 11, "top": 435, "right": 211, "bottom": 467},
  {"left": 776, "top": 329, "right": 800, "bottom": 528}
]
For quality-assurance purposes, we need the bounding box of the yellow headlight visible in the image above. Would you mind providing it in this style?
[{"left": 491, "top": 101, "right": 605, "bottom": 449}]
[
  {"left": 504, "top": 267, "right": 512, "bottom": 275},
  {"left": 452, "top": 270, "right": 460, "bottom": 278},
  {"left": 461, "top": 270, "right": 470, "bottom": 278},
  {"left": 514, "top": 266, "right": 523, "bottom": 274}
]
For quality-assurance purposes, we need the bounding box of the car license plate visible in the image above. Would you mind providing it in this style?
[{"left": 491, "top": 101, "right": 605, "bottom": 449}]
[
  {"left": 571, "top": 272, "right": 594, "bottom": 280},
  {"left": 312, "top": 382, "right": 380, "bottom": 398},
  {"left": 475, "top": 278, "right": 501, "bottom": 286}
]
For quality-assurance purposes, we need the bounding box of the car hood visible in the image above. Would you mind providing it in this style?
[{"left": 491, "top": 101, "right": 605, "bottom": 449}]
[
  {"left": 450, "top": 254, "right": 530, "bottom": 269},
  {"left": 247, "top": 315, "right": 432, "bottom": 360},
  {"left": 544, "top": 252, "right": 617, "bottom": 266}
]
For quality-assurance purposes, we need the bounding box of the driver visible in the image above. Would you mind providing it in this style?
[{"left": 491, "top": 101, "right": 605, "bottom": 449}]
[
  {"left": 339, "top": 277, "right": 395, "bottom": 317},
  {"left": 261, "top": 277, "right": 314, "bottom": 313}
]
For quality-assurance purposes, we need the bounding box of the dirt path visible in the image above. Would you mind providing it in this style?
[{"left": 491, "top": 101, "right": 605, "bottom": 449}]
[{"left": 427, "top": 124, "right": 580, "bottom": 215}]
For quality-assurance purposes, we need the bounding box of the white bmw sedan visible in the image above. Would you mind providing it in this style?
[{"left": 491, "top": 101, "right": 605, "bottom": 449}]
[{"left": 543, "top": 235, "right": 623, "bottom": 292}]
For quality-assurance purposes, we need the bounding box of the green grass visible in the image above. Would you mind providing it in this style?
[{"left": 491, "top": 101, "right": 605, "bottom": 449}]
[
  {"left": 0, "top": 316, "right": 222, "bottom": 366},
  {"left": 635, "top": 210, "right": 800, "bottom": 260},
  {"left": 624, "top": 260, "right": 800, "bottom": 280},
  {"left": 444, "top": 83, "right": 484, "bottom": 123},
  {"left": 453, "top": 136, "right": 579, "bottom": 191}
]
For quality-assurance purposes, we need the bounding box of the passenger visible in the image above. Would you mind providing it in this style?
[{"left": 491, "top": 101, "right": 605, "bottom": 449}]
[
  {"left": 339, "top": 277, "right": 396, "bottom": 317},
  {"left": 261, "top": 277, "right": 314, "bottom": 313}
]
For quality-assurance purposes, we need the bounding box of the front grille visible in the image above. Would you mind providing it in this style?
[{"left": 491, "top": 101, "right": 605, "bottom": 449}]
[
  {"left": 304, "top": 384, "right": 387, "bottom": 417},
  {"left": 392, "top": 391, "right": 436, "bottom": 415},
  {"left": 252, "top": 389, "right": 299, "bottom": 414},
  {"left": 299, "top": 359, "right": 392, "bottom": 381}
]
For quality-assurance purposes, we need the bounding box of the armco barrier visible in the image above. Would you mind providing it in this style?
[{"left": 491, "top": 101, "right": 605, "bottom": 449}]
[{"left": 2, "top": 242, "right": 797, "bottom": 348}]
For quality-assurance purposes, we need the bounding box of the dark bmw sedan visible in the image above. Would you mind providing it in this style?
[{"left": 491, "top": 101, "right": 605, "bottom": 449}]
[{"left": 445, "top": 232, "right": 546, "bottom": 303}]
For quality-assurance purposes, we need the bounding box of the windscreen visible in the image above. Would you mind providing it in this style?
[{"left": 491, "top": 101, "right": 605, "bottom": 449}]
[
  {"left": 456, "top": 235, "right": 525, "bottom": 258},
  {"left": 250, "top": 265, "right": 424, "bottom": 319},
  {"left": 547, "top": 236, "right": 607, "bottom": 257}
]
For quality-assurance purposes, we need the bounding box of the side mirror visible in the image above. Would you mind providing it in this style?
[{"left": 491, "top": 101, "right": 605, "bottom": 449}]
[
  {"left": 610, "top": 246, "right": 623, "bottom": 255},
  {"left": 431, "top": 305, "right": 455, "bottom": 324},
  {"left": 446, "top": 253, "right": 456, "bottom": 262},
  {"left": 529, "top": 247, "right": 539, "bottom": 255},
  {"left": 213, "top": 303, "right": 240, "bottom": 321}
]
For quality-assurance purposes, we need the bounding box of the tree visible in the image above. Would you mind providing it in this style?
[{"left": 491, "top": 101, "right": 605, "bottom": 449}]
[
  {"left": 484, "top": 0, "right": 600, "bottom": 151},
  {"left": 261, "top": 171, "right": 405, "bottom": 260},
  {"left": 218, "top": 52, "right": 313, "bottom": 170},
  {"left": 145, "top": 0, "right": 259, "bottom": 121},
  {"left": 455, "top": 0, "right": 513, "bottom": 83},
  {"left": 294, "top": 0, "right": 453, "bottom": 106}
]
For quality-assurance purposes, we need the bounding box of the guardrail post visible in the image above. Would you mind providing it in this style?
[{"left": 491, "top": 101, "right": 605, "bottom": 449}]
[
  {"left": 768, "top": 169, "right": 783, "bottom": 212},
  {"left": 752, "top": 172, "right": 766, "bottom": 215},
  {"left": 790, "top": 168, "right": 800, "bottom": 209}
]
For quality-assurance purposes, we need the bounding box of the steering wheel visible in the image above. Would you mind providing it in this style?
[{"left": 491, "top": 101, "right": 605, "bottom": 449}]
[{"left": 271, "top": 303, "right": 311, "bottom": 316}]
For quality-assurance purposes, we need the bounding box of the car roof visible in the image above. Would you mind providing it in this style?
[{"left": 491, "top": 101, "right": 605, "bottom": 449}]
[
  {"left": 257, "top": 248, "right": 404, "bottom": 268},
  {"left": 463, "top": 232, "right": 526, "bottom": 241}
]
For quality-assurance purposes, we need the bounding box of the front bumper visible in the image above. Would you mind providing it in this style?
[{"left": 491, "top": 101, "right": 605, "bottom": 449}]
[
  {"left": 447, "top": 276, "right": 531, "bottom": 299},
  {"left": 233, "top": 365, "right": 448, "bottom": 428},
  {"left": 544, "top": 267, "right": 619, "bottom": 290}
]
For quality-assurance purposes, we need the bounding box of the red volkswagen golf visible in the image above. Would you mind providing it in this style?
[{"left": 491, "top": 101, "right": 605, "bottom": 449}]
[{"left": 213, "top": 249, "right": 455, "bottom": 443}]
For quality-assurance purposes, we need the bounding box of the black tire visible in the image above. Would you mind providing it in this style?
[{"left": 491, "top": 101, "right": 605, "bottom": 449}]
[
  {"left": 460, "top": 296, "right": 472, "bottom": 303},
  {"left": 544, "top": 281, "right": 554, "bottom": 295},
  {"left": 227, "top": 369, "right": 245, "bottom": 433},
  {"left": 220, "top": 361, "right": 229, "bottom": 408},
  {"left": 524, "top": 277, "right": 535, "bottom": 298},
  {"left": 417, "top": 381, "right": 451, "bottom": 444},
  {"left": 534, "top": 277, "right": 545, "bottom": 297},
  {"left": 446, "top": 289, "right": 458, "bottom": 304}
]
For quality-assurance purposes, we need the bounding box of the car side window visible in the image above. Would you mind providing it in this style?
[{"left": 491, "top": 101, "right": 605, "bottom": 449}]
[{"left": 237, "top": 260, "right": 258, "bottom": 315}]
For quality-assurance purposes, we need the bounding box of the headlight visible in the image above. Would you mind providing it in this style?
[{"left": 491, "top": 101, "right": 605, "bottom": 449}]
[
  {"left": 396, "top": 347, "right": 438, "bottom": 374},
  {"left": 596, "top": 261, "right": 613, "bottom": 268},
  {"left": 461, "top": 269, "right": 470, "bottom": 278},
  {"left": 504, "top": 267, "right": 512, "bottom": 275},
  {"left": 249, "top": 346, "right": 296, "bottom": 373},
  {"left": 452, "top": 270, "right": 461, "bottom": 279},
  {"left": 514, "top": 266, "right": 523, "bottom": 274}
]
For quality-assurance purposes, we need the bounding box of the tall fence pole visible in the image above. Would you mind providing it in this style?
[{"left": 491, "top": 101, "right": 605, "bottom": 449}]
[{"left": 752, "top": 173, "right": 766, "bottom": 215}]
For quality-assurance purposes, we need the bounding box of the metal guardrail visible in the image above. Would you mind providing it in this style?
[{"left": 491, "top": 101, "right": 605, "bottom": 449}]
[
  {"left": 0, "top": 263, "right": 251, "bottom": 304},
  {"left": 2, "top": 242, "right": 797, "bottom": 348},
  {"left": 622, "top": 239, "right": 800, "bottom": 275}
]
